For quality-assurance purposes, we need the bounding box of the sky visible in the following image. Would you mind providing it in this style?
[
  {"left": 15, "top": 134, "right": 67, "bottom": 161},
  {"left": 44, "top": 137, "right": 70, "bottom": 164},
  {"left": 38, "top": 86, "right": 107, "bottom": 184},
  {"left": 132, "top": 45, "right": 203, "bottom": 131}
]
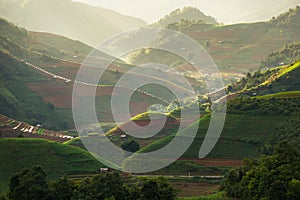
[{"left": 72, "top": 0, "right": 300, "bottom": 24}]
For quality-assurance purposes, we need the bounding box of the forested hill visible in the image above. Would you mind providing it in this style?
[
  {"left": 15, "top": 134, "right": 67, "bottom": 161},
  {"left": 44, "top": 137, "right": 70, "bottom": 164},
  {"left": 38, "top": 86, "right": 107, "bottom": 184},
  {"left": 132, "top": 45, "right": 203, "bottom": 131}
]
[{"left": 153, "top": 7, "right": 218, "bottom": 27}]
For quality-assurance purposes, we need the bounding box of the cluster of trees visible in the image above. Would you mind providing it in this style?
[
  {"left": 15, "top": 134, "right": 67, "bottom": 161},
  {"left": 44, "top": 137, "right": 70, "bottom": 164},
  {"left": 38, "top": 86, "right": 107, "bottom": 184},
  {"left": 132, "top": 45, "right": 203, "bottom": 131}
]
[
  {"left": 0, "top": 18, "right": 28, "bottom": 46},
  {"left": 269, "top": 5, "right": 300, "bottom": 30},
  {"left": 227, "top": 97, "right": 300, "bottom": 115},
  {"left": 226, "top": 69, "right": 279, "bottom": 93},
  {"left": 221, "top": 142, "right": 300, "bottom": 199},
  {"left": 121, "top": 139, "right": 140, "bottom": 153},
  {"left": 228, "top": 61, "right": 300, "bottom": 96},
  {"left": 260, "top": 42, "right": 300, "bottom": 69},
  {"left": 153, "top": 7, "right": 218, "bottom": 27},
  {"left": 166, "top": 19, "right": 207, "bottom": 32},
  {"left": 1, "top": 166, "right": 176, "bottom": 200}
]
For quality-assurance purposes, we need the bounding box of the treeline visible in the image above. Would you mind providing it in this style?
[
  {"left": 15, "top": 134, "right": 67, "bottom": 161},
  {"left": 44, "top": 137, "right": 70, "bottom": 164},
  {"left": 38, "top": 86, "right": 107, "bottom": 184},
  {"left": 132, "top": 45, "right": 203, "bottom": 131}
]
[
  {"left": 153, "top": 7, "right": 218, "bottom": 27},
  {"left": 260, "top": 42, "right": 300, "bottom": 69},
  {"left": 226, "top": 68, "right": 279, "bottom": 93},
  {"left": 166, "top": 19, "right": 210, "bottom": 32},
  {"left": 227, "top": 61, "right": 300, "bottom": 95},
  {"left": 268, "top": 5, "right": 300, "bottom": 30},
  {"left": 0, "top": 18, "right": 28, "bottom": 46},
  {"left": 0, "top": 166, "right": 176, "bottom": 200},
  {"left": 227, "top": 97, "right": 300, "bottom": 115}
]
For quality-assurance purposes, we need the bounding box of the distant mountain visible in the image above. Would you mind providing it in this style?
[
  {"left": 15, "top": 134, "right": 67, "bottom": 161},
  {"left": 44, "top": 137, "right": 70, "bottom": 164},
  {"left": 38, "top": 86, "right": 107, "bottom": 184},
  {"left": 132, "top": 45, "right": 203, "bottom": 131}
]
[
  {"left": 153, "top": 7, "right": 218, "bottom": 27},
  {"left": 0, "top": 0, "right": 147, "bottom": 46}
]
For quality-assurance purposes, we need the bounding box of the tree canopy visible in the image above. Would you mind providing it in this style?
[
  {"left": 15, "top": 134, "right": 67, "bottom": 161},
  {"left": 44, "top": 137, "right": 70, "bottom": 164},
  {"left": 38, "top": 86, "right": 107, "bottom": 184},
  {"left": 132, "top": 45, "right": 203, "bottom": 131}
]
[{"left": 3, "top": 166, "right": 176, "bottom": 200}]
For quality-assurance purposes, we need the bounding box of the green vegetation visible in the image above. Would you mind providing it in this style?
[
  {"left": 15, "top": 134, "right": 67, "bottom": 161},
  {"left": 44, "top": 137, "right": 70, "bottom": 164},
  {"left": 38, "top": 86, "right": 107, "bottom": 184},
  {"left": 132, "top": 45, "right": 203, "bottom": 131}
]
[
  {"left": 228, "top": 61, "right": 300, "bottom": 95},
  {"left": 263, "top": 117, "right": 300, "bottom": 155},
  {"left": 8, "top": 166, "right": 48, "bottom": 200},
  {"left": 0, "top": 51, "right": 71, "bottom": 130},
  {"left": 139, "top": 111, "right": 284, "bottom": 161},
  {"left": 221, "top": 142, "right": 300, "bottom": 200},
  {"left": 121, "top": 139, "right": 140, "bottom": 153},
  {"left": 130, "top": 112, "right": 175, "bottom": 121},
  {"left": 153, "top": 7, "right": 218, "bottom": 27},
  {"left": 269, "top": 5, "right": 300, "bottom": 31},
  {"left": 0, "top": 17, "right": 168, "bottom": 129},
  {"left": 0, "top": 17, "right": 74, "bottom": 61},
  {"left": 1, "top": 166, "right": 176, "bottom": 200},
  {"left": 0, "top": 138, "right": 104, "bottom": 191},
  {"left": 131, "top": 5, "right": 300, "bottom": 74},
  {"left": 255, "top": 91, "right": 300, "bottom": 98},
  {"left": 0, "top": 18, "right": 28, "bottom": 46},
  {"left": 178, "top": 192, "right": 226, "bottom": 200},
  {"left": 30, "top": 32, "right": 93, "bottom": 56},
  {"left": 227, "top": 96, "right": 300, "bottom": 115},
  {"left": 260, "top": 42, "right": 300, "bottom": 69}
]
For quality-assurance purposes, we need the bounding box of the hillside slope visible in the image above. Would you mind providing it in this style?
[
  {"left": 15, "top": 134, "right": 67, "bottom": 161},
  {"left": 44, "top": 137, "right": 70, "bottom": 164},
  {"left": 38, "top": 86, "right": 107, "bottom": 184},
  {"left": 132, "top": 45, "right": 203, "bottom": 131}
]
[
  {"left": 0, "top": 0, "right": 147, "bottom": 46},
  {"left": 29, "top": 31, "right": 93, "bottom": 56},
  {"left": 131, "top": 6, "right": 300, "bottom": 74},
  {"left": 260, "top": 41, "right": 300, "bottom": 69},
  {"left": 0, "top": 138, "right": 104, "bottom": 191},
  {"left": 228, "top": 61, "right": 300, "bottom": 96}
]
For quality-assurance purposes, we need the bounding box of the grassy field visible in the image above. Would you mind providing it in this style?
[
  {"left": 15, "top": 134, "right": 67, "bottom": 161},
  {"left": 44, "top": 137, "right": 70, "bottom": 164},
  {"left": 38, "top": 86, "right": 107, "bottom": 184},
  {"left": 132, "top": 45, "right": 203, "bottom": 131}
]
[
  {"left": 134, "top": 112, "right": 285, "bottom": 177},
  {"left": 0, "top": 138, "right": 104, "bottom": 192},
  {"left": 256, "top": 91, "right": 300, "bottom": 99},
  {"left": 139, "top": 113, "right": 283, "bottom": 160}
]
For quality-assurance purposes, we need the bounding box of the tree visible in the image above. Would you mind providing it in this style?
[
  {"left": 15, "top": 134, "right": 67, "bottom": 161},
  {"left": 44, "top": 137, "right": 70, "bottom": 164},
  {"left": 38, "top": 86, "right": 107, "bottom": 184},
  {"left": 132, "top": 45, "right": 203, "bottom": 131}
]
[
  {"left": 121, "top": 139, "right": 140, "bottom": 152},
  {"left": 141, "top": 180, "right": 160, "bottom": 200},
  {"left": 46, "top": 177, "right": 74, "bottom": 200},
  {"left": 141, "top": 177, "right": 176, "bottom": 200},
  {"left": 47, "top": 103, "right": 55, "bottom": 111},
  {"left": 8, "top": 166, "right": 47, "bottom": 200},
  {"left": 72, "top": 173, "right": 128, "bottom": 200},
  {"left": 287, "top": 179, "right": 300, "bottom": 199}
]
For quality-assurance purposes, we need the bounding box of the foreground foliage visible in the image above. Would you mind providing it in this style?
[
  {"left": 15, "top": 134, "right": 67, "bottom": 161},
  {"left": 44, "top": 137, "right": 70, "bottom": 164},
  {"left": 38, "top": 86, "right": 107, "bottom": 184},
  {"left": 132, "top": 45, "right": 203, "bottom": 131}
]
[
  {"left": 1, "top": 166, "right": 176, "bottom": 200},
  {"left": 222, "top": 142, "right": 300, "bottom": 200}
]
